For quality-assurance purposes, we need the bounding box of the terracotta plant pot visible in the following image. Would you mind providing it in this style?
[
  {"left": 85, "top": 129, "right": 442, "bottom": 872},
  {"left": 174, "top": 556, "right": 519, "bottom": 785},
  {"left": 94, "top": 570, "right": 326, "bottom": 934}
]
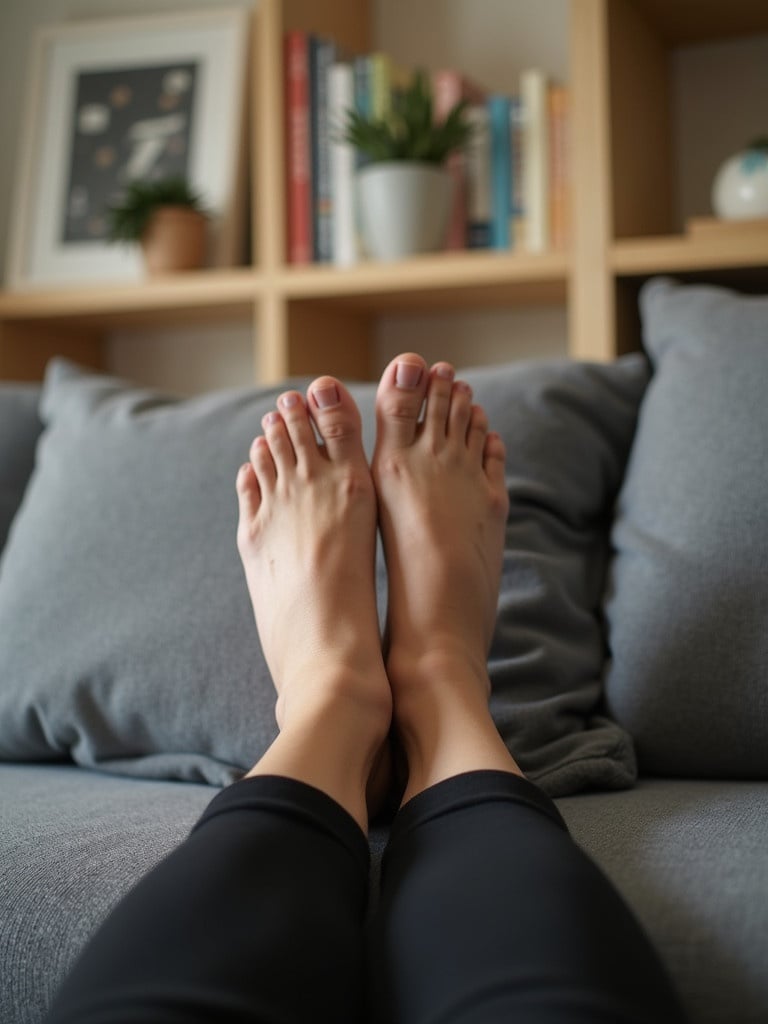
[{"left": 140, "top": 206, "right": 208, "bottom": 274}]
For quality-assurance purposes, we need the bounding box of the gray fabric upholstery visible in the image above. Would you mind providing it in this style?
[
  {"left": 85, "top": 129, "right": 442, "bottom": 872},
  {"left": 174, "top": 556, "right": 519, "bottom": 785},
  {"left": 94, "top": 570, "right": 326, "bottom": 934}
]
[
  {"left": 558, "top": 779, "right": 768, "bottom": 1024},
  {"left": 2, "top": 766, "right": 765, "bottom": 1024},
  {"left": 0, "top": 764, "right": 214, "bottom": 1024},
  {"left": 0, "top": 384, "right": 42, "bottom": 556},
  {"left": 603, "top": 279, "right": 768, "bottom": 776},
  {"left": 0, "top": 356, "right": 647, "bottom": 794}
]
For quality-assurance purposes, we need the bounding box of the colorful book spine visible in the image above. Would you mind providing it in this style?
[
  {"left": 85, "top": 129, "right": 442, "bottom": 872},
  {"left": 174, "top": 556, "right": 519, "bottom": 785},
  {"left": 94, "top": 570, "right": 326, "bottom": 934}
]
[
  {"left": 310, "top": 36, "right": 337, "bottom": 263},
  {"left": 284, "top": 31, "right": 313, "bottom": 264},
  {"left": 548, "top": 83, "right": 569, "bottom": 251},
  {"left": 432, "top": 70, "right": 487, "bottom": 250},
  {"left": 520, "top": 68, "right": 549, "bottom": 252},
  {"left": 488, "top": 96, "right": 513, "bottom": 250},
  {"left": 464, "top": 104, "right": 492, "bottom": 249},
  {"left": 328, "top": 61, "right": 358, "bottom": 266},
  {"left": 510, "top": 96, "right": 526, "bottom": 248}
]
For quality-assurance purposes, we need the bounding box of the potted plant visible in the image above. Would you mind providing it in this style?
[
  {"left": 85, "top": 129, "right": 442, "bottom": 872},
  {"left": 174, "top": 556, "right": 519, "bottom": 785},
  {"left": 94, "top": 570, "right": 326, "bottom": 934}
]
[
  {"left": 107, "top": 177, "right": 209, "bottom": 274},
  {"left": 343, "top": 72, "right": 474, "bottom": 260}
]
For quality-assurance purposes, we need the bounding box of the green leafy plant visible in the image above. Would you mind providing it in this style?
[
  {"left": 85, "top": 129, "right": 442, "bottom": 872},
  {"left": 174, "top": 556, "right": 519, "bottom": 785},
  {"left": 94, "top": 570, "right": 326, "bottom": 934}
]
[
  {"left": 107, "top": 177, "right": 206, "bottom": 242},
  {"left": 342, "top": 71, "right": 474, "bottom": 165}
]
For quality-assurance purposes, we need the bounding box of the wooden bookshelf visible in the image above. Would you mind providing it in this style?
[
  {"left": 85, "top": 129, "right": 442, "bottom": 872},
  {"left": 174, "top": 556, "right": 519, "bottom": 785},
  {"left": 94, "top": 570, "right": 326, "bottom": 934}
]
[{"left": 2, "top": 0, "right": 767, "bottom": 383}]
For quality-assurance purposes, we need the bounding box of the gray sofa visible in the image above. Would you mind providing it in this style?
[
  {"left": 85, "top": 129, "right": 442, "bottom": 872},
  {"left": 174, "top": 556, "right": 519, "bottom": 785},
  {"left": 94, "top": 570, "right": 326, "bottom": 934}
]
[{"left": 1, "top": 278, "right": 767, "bottom": 1024}]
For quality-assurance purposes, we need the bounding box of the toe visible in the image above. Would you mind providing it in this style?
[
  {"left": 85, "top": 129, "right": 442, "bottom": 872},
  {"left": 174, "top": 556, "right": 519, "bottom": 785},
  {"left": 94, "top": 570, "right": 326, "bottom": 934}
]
[
  {"left": 307, "top": 376, "right": 366, "bottom": 463},
  {"left": 236, "top": 461, "right": 262, "bottom": 557},
  {"left": 423, "top": 363, "right": 456, "bottom": 445},
  {"left": 277, "top": 390, "right": 318, "bottom": 472},
  {"left": 250, "top": 433, "right": 277, "bottom": 493},
  {"left": 375, "top": 353, "right": 429, "bottom": 450},
  {"left": 262, "top": 409, "right": 296, "bottom": 474},
  {"left": 465, "top": 402, "right": 488, "bottom": 460},
  {"left": 236, "top": 461, "right": 260, "bottom": 522},
  {"left": 447, "top": 380, "right": 475, "bottom": 447},
  {"left": 483, "top": 431, "right": 508, "bottom": 501}
]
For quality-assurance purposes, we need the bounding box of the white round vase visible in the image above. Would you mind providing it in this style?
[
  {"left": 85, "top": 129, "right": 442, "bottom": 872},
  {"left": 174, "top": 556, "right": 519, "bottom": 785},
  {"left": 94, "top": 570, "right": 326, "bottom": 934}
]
[
  {"left": 712, "top": 147, "right": 768, "bottom": 220},
  {"left": 356, "top": 162, "right": 452, "bottom": 260}
]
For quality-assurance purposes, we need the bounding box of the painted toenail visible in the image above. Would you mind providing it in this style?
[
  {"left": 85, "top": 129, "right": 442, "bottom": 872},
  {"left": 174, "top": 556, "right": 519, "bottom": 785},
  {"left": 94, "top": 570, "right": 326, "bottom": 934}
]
[
  {"left": 280, "top": 393, "right": 299, "bottom": 409},
  {"left": 312, "top": 384, "right": 341, "bottom": 409},
  {"left": 395, "top": 362, "right": 423, "bottom": 389}
]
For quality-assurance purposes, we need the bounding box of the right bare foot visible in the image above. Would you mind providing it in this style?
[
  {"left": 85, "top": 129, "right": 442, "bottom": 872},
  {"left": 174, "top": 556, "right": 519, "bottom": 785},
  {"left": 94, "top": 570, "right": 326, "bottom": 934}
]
[{"left": 372, "top": 354, "right": 523, "bottom": 804}]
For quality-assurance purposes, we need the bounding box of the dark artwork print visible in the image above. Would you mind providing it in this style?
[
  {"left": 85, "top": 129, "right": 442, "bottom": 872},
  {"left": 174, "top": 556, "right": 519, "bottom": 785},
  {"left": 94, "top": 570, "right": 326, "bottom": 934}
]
[{"left": 62, "top": 61, "right": 198, "bottom": 244}]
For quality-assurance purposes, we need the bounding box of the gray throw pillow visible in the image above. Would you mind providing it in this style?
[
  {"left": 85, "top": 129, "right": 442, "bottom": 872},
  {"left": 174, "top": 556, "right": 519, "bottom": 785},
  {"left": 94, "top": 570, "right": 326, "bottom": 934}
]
[
  {"left": 0, "top": 384, "right": 43, "bottom": 557},
  {"left": 0, "top": 356, "right": 648, "bottom": 794},
  {"left": 604, "top": 278, "right": 768, "bottom": 777}
]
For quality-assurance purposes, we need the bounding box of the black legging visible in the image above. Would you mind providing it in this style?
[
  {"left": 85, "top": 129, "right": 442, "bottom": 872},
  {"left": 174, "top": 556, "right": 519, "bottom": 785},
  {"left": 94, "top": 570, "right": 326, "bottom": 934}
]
[{"left": 46, "top": 771, "right": 686, "bottom": 1024}]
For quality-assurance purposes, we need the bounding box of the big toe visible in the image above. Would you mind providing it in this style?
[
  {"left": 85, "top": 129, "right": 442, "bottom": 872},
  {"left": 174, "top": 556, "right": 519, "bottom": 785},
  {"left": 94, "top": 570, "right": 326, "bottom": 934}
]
[
  {"left": 307, "top": 375, "right": 367, "bottom": 463},
  {"left": 374, "top": 353, "right": 429, "bottom": 451}
]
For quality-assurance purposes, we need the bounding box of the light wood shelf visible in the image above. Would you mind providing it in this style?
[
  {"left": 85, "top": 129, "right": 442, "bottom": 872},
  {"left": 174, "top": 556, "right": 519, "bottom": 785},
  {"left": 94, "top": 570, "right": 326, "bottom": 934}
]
[
  {"left": 2, "top": 0, "right": 767, "bottom": 383},
  {"left": 612, "top": 232, "right": 768, "bottom": 276},
  {"left": 0, "top": 268, "right": 261, "bottom": 327}
]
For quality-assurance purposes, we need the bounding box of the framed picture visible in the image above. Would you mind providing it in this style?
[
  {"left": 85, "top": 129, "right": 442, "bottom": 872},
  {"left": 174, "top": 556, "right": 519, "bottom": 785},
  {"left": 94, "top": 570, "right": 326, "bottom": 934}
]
[{"left": 6, "top": 8, "right": 250, "bottom": 289}]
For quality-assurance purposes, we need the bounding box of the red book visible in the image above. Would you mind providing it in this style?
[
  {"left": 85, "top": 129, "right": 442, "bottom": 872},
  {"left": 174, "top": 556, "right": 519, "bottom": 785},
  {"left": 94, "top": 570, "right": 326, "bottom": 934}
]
[
  {"left": 432, "top": 70, "right": 487, "bottom": 250},
  {"left": 285, "top": 32, "right": 313, "bottom": 264}
]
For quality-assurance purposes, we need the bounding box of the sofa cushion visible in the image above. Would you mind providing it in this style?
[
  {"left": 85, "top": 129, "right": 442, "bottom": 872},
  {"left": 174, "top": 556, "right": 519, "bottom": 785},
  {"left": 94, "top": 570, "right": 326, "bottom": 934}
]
[
  {"left": 0, "top": 356, "right": 648, "bottom": 793},
  {"left": 0, "top": 384, "right": 42, "bottom": 556},
  {"left": 558, "top": 779, "right": 768, "bottom": 1024},
  {"left": 0, "top": 764, "right": 214, "bottom": 1024},
  {"left": 603, "top": 278, "right": 768, "bottom": 776}
]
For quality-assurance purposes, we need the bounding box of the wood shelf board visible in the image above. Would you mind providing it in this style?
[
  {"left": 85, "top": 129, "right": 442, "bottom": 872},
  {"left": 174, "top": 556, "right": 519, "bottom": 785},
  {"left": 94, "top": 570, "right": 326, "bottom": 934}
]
[
  {"left": 279, "top": 251, "right": 570, "bottom": 310},
  {"left": 611, "top": 234, "right": 768, "bottom": 274},
  {"left": 0, "top": 269, "right": 260, "bottom": 327},
  {"left": 631, "top": 0, "right": 768, "bottom": 45}
]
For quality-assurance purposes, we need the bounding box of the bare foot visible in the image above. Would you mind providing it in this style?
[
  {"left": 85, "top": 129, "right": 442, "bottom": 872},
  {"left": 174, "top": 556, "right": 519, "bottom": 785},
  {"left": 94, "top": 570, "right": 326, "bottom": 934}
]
[
  {"left": 235, "top": 377, "right": 392, "bottom": 830},
  {"left": 372, "top": 354, "right": 523, "bottom": 804}
]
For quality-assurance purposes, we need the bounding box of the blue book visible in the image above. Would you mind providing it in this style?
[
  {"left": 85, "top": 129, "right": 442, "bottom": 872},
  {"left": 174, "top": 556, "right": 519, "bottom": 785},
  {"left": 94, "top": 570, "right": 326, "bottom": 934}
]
[{"left": 488, "top": 95, "right": 513, "bottom": 250}]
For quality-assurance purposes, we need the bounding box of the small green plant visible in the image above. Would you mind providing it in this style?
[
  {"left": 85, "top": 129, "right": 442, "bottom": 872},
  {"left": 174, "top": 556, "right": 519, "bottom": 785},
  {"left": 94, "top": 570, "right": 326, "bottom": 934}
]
[
  {"left": 342, "top": 71, "right": 474, "bottom": 165},
  {"left": 107, "top": 177, "right": 206, "bottom": 242}
]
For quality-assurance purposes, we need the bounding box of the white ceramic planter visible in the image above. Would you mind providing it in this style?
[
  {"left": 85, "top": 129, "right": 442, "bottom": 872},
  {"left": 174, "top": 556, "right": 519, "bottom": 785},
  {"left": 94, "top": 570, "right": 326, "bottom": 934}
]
[
  {"left": 712, "top": 147, "right": 768, "bottom": 220},
  {"left": 356, "top": 162, "right": 452, "bottom": 260}
]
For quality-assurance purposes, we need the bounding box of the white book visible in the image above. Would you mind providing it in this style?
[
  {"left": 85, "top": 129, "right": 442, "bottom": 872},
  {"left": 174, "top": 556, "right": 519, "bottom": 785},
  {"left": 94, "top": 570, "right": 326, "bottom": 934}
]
[
  {"left": 328, "top": 62, "right": 358, "bottom": 266},
  {"left": 520, "top": 69, "right": 550, "bottom": 252}
]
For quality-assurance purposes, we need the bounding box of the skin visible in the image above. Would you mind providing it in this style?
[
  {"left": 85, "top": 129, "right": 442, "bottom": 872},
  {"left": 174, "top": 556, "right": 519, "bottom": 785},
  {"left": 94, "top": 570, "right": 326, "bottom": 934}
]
[{"left": 235, "top": 353, "right": 522, "bottom": 834}]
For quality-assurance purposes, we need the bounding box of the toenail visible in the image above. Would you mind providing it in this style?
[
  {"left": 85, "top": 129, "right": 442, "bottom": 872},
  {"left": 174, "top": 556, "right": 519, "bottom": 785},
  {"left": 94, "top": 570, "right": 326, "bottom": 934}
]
[
  {"left": 395, "top": 361, "right": 423, "bottom": 389},
  {"left": 264, "top": 411, "right": 280, "bottom": 426},
  {"left": 455, "top": 381, "right": 472, "bottom": 396},
  {"left": 312, "top": 383, "right": 341, "bottom": 409},
  {"left": 280, "top": 393, "right": 299, "bottom": 409},
  {"left": 435, "top": 364, "right": 454, "bottom": 380}
]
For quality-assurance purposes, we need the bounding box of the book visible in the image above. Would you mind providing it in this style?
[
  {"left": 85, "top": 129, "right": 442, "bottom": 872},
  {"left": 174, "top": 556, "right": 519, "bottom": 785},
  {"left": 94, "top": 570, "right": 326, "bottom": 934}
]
[
  {"left": 488, "top": 95, "right": 513, "bottom": 250},
  {"left": 548, "top": 83, "right": 569, "bottom": 250},
  {"left": 285, "top": 31, "right": 313, "bottom": 264},
  {"left": 510, "top": 96, "right": 525, "bottom": 248},
  {"left": 328, "top": 61, "right": 358, "bottom": 266},
  {"left": 520, "top": 68, "right": 549, "bottom": 252},
  {"left": 464, "top": 104, "right": 492, "bottom": 249},
  {"left": 310, "top": 37, "right": 337, "bottom": 263},
  {"left": 432, "top": 70, "right": 487, "bottom": 250}
]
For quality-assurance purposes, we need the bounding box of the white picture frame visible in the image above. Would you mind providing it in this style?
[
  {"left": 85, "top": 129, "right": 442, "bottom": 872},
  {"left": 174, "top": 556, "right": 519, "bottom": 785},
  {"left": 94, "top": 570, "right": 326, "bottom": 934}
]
[{"left": 6, "top": 8, "right": 251, "bottom": 289}]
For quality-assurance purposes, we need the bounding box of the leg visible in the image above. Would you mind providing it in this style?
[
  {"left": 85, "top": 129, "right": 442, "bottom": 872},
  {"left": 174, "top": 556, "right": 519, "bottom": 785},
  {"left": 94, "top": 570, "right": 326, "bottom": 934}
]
[
  {"left": 369, "top": 355, "right": 686, "bottom": 1024},
  {"left": 47, "top": 377, "right": 391, "bottom": 1024}
]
